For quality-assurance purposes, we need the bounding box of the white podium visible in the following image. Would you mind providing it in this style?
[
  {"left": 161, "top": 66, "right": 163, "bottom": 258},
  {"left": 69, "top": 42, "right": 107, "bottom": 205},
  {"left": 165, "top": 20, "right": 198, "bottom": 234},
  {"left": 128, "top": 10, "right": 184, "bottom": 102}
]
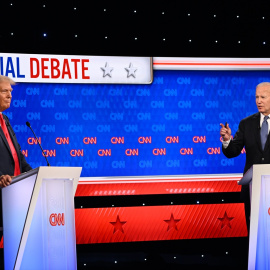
[
  {"left": 239, "top": 164, "right": 270, "bottom": 270},
  {"left": 1, "top": 166, "right": 82, "bottom": 270}
]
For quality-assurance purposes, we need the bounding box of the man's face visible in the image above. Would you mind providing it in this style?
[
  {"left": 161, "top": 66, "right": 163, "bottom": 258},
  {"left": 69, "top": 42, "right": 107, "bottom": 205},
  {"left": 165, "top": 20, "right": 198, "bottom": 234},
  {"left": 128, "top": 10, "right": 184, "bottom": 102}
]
[
  {"left": 256, "top": 85, "right": 270, "bottom": 116},
  {"left": 0, "top": 81, "right": 12, "bottom": 112}
]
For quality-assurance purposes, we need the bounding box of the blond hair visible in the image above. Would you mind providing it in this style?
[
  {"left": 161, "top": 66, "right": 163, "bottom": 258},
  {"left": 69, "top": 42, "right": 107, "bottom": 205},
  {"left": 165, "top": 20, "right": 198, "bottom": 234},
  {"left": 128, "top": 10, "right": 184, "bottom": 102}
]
[{"left": 0, "top": 75, "right": 16, "bottom": 85}]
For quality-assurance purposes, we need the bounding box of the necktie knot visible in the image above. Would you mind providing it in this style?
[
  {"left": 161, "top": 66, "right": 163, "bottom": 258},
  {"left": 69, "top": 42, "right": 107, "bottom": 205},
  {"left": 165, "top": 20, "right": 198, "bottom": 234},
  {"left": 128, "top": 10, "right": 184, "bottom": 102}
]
[{"left": 264, "top": 116, "right": 269, "bottom": 122}]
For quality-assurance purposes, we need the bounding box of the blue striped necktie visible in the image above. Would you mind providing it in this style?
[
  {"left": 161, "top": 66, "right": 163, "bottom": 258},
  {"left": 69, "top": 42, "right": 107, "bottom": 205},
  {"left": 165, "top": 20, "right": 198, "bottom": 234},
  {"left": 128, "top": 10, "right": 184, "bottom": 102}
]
[{"left": 261, "top": 115, "right": 269, "bottom": 149}]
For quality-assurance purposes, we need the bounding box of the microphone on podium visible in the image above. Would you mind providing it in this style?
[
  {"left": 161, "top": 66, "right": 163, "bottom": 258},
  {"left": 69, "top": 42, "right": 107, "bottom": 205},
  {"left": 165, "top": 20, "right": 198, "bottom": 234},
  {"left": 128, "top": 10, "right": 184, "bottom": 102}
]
[{"left": 26, "top": 121, "right": 51, "bottom": 166}]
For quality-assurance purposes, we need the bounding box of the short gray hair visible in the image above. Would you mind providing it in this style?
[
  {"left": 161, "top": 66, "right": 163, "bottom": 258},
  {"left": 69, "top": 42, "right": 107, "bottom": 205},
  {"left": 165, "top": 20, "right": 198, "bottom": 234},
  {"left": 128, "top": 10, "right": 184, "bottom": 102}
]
[
  {"left": 0, "top": 75, "right": 16, "bottom": 85},
  {"left": 256, "top": 82, "right": 270, "bottom": 89}
]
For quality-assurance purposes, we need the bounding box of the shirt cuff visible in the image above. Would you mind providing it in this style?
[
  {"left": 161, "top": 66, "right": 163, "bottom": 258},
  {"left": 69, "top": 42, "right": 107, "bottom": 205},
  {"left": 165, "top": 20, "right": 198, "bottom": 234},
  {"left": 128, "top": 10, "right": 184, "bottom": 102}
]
[{"left": 222, "top": 139, "right": 230, "bottom": 148}]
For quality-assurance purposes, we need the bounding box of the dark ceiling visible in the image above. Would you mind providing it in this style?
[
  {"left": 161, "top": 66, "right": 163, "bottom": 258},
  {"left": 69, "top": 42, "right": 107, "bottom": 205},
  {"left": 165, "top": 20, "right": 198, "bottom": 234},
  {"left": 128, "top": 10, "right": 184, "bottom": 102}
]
[{"left": 1, "top": 0, "right": 270, "bottom": 58}]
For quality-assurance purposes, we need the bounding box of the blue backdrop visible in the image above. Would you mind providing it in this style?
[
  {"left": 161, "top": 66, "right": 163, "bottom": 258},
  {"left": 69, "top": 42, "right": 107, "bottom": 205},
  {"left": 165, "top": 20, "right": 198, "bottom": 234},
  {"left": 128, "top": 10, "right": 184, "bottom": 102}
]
[{"left": 6, "top": 70, "right": 270, "bottom": 177}]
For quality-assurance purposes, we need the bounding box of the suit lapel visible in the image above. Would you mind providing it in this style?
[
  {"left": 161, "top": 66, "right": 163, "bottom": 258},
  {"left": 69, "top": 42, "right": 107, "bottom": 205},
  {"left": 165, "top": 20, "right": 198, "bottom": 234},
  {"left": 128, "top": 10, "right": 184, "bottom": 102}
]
[
  {"left": 4, "top": 115, "right": 18, "bottom": 148},
  {"left": 0, "top": 121, "right": 11, "bottom": 153},
  {"left": 1, "top": 115, "right": 20, "bottom": 161},
  {"left": 252, "top": 113, "right": 263, "bottom": 151},
  {"left": 1, "top": 115, "right": 22, "bottom": 173}
]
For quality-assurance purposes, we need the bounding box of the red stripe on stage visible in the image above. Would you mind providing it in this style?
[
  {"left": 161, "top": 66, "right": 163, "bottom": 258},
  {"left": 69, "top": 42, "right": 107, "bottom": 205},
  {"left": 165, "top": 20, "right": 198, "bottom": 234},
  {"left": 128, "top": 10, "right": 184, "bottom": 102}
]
[
  {"left": 0, "top": 177, "right": 245, "bottom": 249},
  {"left": 153, "top": 62, "right": 270, "bottom": 66},
  {"left": 75, "top": 203, "right": 247, "bottom": 244},
  {"left": 75, "top": 180, "right": 241, "bottom": 196}
]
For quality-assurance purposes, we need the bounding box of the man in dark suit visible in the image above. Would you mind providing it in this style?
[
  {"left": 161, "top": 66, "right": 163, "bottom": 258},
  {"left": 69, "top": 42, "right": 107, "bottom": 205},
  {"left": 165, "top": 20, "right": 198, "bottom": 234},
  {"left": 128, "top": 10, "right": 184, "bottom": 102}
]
[
  {"left": 0, "top": 75, "right": 32, "bottom": 187},
  {"left": 0, "top": 76, "right": 32, "bottom": 235},
  {"left": 220, "top": 81, "right": 270, "bottom": 232}
]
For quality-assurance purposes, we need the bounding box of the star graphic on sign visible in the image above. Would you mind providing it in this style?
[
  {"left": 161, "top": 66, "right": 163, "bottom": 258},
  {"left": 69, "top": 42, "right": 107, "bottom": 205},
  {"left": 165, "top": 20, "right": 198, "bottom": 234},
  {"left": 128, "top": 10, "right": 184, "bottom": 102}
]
[
  {"left": 110, "top": 215, "right": 127, "bottom": 234},
  {"left": 218, "top": 211, "right": 234, "bottom": 229},
  {"left": 101, "top": 62, "right": 113, "bottom": 77},
  {"left": 125, "top": 63, "right": 137, "bottom": 78},
  {"left": 164, "top": 213, "right": 181, "bottom": 231}
]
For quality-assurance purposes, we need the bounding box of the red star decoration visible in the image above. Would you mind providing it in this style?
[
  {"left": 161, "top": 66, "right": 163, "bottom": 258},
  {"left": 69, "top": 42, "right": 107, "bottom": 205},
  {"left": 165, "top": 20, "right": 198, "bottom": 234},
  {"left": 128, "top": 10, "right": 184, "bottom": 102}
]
[
  {"left": 110, "top": 215, "right": 127, "bottom": 234},
  {"left": 218, "top": 211, "right": 234, "bottom": 229},
  {"left": 164, "top": 213, "right": 181, "bottom": 231}
]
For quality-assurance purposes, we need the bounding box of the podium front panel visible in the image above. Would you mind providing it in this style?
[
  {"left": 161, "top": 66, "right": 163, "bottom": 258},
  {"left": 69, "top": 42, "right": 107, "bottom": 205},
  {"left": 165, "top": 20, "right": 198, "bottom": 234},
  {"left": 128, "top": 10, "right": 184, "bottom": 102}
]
[
  {"left": 254, "top": 176, "right": 270, "bottom": 270},
  {"left": 42, "top": 178, "right": 76, "bottom": 270},
  {"left": 248, "top": 165, "right": 270, "bottom": 270},
  {"left": 1, "top": 166, "right": 81, "bottom": 270},
  {"left": 2, "top": 173, "right": 37, "bottom": 270},
  {"left": 19, "top": 178, "right": 77, "bottom": 270}
]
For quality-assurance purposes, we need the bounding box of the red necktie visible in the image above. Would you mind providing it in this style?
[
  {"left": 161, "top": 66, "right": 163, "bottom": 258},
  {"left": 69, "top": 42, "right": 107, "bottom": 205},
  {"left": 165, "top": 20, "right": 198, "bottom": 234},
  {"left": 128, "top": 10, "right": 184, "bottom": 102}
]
[{"left": 0, "top": 113, "right": 21, "bottom": 176}]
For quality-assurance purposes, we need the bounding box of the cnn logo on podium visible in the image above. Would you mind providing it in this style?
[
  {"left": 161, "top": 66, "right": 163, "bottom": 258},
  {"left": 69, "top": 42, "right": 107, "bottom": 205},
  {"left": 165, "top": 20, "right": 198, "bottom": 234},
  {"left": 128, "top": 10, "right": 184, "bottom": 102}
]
[{"left": 49, "top": 213, "right": 65, "bottom": 226}]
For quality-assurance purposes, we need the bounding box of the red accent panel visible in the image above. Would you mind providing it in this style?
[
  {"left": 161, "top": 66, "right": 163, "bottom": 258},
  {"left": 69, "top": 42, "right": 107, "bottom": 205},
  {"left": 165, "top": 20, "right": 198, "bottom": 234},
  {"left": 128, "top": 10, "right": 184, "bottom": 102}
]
[
  {"left": 153, "top": 59, "right": 270, "bottom": 67},
  {"left": 75, "top": 203, "right": 247, "bottom": 244},
  {"left": 76, "top": 180, "right": 241, "bottom": 196}
]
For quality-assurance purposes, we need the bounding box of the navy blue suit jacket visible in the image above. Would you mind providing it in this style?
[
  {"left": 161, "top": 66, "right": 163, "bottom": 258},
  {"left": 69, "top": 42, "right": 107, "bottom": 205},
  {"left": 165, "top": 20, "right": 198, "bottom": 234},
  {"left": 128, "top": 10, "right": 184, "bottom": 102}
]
[
  {"left": 222, "top": 112, "right": 270, "bottom": 229},
  {"left": 222, "top": 112, "right": 270, "bottom": 173}
]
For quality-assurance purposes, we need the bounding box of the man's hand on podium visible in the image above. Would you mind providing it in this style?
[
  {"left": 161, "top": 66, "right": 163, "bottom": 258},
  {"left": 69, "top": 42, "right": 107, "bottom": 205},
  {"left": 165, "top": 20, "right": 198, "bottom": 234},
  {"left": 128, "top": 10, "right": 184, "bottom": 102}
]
[{"left": 0, "top": 175, "right": 12, "bottom": 188}]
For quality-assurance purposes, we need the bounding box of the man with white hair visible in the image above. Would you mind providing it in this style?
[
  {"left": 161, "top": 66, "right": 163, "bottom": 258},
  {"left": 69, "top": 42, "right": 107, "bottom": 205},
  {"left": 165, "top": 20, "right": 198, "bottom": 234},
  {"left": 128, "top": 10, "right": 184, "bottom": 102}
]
[{"left": 220, "top": 82, "right": 270, "bottom": 231}]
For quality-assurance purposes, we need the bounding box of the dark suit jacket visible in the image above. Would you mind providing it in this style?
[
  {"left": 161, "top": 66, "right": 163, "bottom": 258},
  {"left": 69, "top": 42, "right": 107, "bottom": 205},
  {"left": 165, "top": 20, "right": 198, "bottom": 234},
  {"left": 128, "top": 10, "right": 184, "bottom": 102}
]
[
  {"left": 222, "top": 112, "right": 269, "bottom": 229},
  {"left": 0, "top": 114, "right": 32, "bottom": 229},
  {"left": 222, "top": 112, "right": 270, "bottom": 173},
  {"left": 0, "top": 114, "right": 32, "bottom": 176}
]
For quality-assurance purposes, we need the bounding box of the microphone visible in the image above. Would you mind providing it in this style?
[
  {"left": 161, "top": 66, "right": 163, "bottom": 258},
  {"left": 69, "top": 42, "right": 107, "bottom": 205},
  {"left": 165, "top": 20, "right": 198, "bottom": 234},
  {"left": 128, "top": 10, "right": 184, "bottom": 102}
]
[{"left": 26, "top": 121, "right": 50, "bottom": 166}]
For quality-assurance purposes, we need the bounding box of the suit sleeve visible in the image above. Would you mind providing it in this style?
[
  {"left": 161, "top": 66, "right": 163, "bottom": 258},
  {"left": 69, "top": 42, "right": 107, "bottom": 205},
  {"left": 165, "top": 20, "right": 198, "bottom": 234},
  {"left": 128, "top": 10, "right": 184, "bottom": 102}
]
[{"left": 222, "top": 119, "right": 245, "bottom": 158}]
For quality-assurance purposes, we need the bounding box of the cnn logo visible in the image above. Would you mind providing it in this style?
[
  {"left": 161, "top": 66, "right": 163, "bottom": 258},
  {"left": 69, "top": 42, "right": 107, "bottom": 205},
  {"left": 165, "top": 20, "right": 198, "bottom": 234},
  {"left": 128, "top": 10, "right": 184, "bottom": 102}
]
[{"left": 49, "top": 213, "right": 65, "bottom": 226}]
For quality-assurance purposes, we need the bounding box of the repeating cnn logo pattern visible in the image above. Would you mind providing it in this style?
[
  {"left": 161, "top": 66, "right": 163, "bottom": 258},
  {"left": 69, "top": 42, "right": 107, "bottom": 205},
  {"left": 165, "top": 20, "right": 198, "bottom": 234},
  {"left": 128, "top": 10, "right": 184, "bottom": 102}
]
[
  {"left": 10, "top": 70, "right": 261, "bottom": 177},
  {"left": 49, "top": 213, "right": 65, "bottom": 226}
]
